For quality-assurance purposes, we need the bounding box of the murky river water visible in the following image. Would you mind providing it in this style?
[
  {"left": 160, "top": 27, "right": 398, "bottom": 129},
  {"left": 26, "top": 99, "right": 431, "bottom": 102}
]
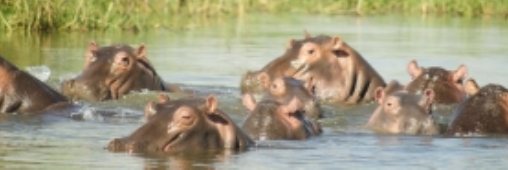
[{"left": 1, "top": 14, "right": 508, "bottom": 169}]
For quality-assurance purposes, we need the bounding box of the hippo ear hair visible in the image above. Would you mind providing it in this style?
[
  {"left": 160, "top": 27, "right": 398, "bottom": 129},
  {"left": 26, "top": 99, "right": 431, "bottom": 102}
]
[
  {"left": 242, "top": 93, "right": 257, "bottom": 112},
  {"left": 419, "top": 89, "right": 435, "bottom": 113},
  {"left": 136, "top": 43, "right": 148, "bottom": 59},
  {"left": 407, "top": 60, "right": 423, "bottom": 79},
  {"left": 205, "top": 95, "right": 218, "bottom": 114},
  {"left": 464, "top": 78, "right": 480, "bottom": 96},
  {"left": 330, "top": 36, "right": 343, "bottom": 50},
  {"left": 158, "top": 93, "right": 170, "bottom": 103},
  {"left": 303, "top": 29, "right": 311, "bottom": 39},
  {"left": 374, "top": 87, "right": 386, "bottom": 104},
  {"left": 286, "top": 39, "right": 296, "bottom": 50},
  {"left": 452, "top": 64, "right": 468, "bottom": 82},
  {"left": 257, "top": 72, "right": 270, "bottom": 89},
  {"left": 88, "top": 41, "right": 98, "bottom": 52}
]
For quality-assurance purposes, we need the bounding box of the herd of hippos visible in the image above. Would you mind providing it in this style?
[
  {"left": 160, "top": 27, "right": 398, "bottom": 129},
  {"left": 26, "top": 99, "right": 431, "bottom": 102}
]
[{"left": 0, "top": 32, "right": 507, "bottom": 153}]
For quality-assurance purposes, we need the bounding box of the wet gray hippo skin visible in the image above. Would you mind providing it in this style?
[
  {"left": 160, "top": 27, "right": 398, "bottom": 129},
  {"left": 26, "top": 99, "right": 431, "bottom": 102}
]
[
  {"left": 290, "top": 35, "right": 386, "bottom": 105},
  {"left": 446, "top": 79, "right": 508, "bottom": 135},
  {"left": 241, "top": 93, "right": 322, "bottom": 140},
  {"left": 61, "top": 42, "right": 180, "bottom": 102},
  {"left": 0, "top": 55, "right": 68, "bottom": 114},
  {"left": 366, "top": 80, "right": 440, "bottom": 135},
  {"left": 239, "top": 33, "right": 334, "bottom": 97},
  {"left": 251, "top": 73, "right": 322, "bottom": 119},
  {"left": 405, "top": 60, "right": 468, "bottom": 105},
  {"left": 108, "top": 94, "right": 254, "bottom": 153}
]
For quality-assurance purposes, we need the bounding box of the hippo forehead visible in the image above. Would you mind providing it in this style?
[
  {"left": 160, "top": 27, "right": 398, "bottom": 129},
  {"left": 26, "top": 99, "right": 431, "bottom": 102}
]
[
  {"left": 94, "top": 45, "right": 136, "bottom": 59},
  {"left": 420, "top": 67, "right": 452, "bottom": 81},
  {"left": 390, "top": 91, "right": 420, "bottom": 103},
  {"left": 475, "top": 84, "right": 508, "bottom": 99}
]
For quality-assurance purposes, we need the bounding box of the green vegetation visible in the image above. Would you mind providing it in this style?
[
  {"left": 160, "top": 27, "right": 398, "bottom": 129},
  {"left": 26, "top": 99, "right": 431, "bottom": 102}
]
[{"left": 1, "top": 0, "right": 507, "bottom": 32}]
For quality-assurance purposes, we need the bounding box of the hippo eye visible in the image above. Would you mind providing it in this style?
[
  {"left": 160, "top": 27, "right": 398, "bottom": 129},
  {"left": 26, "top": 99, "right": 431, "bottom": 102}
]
[
  {"left": 272, "top": 84, "right": 278, "bottom": 89},
  {"left": 386, "top": 102, "right": 392, "bottom": 107},
  {"left": 307, "top": 49, "right": 314, "bottom": 55}
]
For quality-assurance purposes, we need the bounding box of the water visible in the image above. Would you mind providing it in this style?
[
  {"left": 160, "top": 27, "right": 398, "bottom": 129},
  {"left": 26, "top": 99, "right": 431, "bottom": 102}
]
[{"left": 1, "top": 14, "right": 508, "bottom": 169}]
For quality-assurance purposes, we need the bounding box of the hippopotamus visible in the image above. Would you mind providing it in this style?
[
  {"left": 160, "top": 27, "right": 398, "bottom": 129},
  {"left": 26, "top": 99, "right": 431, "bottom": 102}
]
[
  {"left": 0, "top": 55, "right": 68, "bottom": 114},
  {"left": 61, "top": 42, "right": 180, "bottom": 102},
  {"left": 108, "top": 94, "right": 254, "bottom": 153},
  {"left": 240, "top": 93, "right": 322, "bottom": 140},
  {"left": 405, "top": 60, "right": 468, "bottom": 106},
  {"left": 244, "top": 72, "right": 322, "bottom": 119},
  {"left": 290, "top": 35, "right": 386, "bottom": 105},
  {"left": 446, "top": 78, "right": 508, "bottom": 135},
  {"left": 366, "top": 80, "right": 440, "bottom": 135},
  {"left": 240, "top": 33, "right": 331, "bottom": 95}
]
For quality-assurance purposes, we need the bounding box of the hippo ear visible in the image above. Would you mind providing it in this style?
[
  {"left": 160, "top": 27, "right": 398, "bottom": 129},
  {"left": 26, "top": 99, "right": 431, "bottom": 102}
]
[
  {"left": 452, "top": 64, "right": 468, "bottom": 83},
  {"left": 242, "top": 93, "right": 257, "bottom": 112},
  {"left": 407, "top": 60, "right": 423, "bottom": 79},
  {"left": 330, "top": 36, "right": 344, "bottom": 50},
  {"left": 144, "top": 101, "right": 158, "bottom": 122},
  {"left": 136, "top": 44, "right": 148, "bottom": 60},
  {"left": 84, "top": 41, "right": 98, "bottom": 67},
  {"left": 464, "top": 78, "right": 480, "bottom": 96},
  {"left": 286, "top": 39, "right": 296, "bottom": 50},
  {"left": 158, "top": 93, "right": 170, "bottom": 103},
  {"left": 257, "top": 72, "right": 270, "bottom": 89},
  {"left": 205, "top": 95, "right": 218, "bottom": 114},
  {"left": 374, "top": 87, "right": 386, "bottom": 104},
  {"left": 303, "top": 29, "right": 311, "bottom": 39},
  {"left": 419, "top": 89, "right": 435, "bottom": 113}
]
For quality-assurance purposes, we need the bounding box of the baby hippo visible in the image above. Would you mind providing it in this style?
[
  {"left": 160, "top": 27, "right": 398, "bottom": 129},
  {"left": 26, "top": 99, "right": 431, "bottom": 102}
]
[
  {"left": 108, "top": 94, "right": 253, "bottom": 153},
  {"left": 446, "top": 79, "right": 508, "bottom": 135},
  {"left": 366, "top": 80, "right": 440, "bottom": 135},
  {"left": 241, "top": 93, "right": 322, "bottom": 140},
  {"left": 405, "top": 60, "right": 468, "bottom": 106},
  {"left": 258, "top": 73, "right": 322, "bottom": 119}
]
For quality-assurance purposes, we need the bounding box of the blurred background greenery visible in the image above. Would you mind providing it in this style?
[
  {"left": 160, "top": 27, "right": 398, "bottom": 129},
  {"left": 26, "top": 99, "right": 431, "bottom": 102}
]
[{"left": 1, "top": 0, "right": 507, "bottom": 32}]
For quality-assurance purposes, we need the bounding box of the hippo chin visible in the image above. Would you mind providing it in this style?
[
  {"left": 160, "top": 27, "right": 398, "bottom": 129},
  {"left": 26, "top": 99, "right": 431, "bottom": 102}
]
[
  {"left": 61, "top": 41, "right": 179, "bottom": 102},
  {"left": 240, "top": 93, "right": 322, "bottom": 140},
  {"left": 366, "top": 80, "right": 440, "bottom": 135},
  {"left": 405, "top": 60, "right": 468, "bottom": 106},
  {"left": 446, "top": 78, "right": 508, "bottom": 135},
  {"left": 0, "top": 55, "right": 68, "bottom": 115},
  {"left": 108, "top": 94, "right": 254, "bottom": 153}
]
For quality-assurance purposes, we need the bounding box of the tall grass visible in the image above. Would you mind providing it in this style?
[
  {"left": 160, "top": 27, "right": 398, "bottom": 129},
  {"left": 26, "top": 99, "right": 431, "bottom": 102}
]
[{"left": 1, "top": 0, "right": 507, "bottom": 32}]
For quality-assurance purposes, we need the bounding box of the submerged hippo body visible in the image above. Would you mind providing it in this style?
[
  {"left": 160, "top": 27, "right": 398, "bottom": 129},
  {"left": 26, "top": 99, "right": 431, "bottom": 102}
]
[
  {"left": 446, "top": 79, "right": 508, "bottom": 135},
  {"left": 62, "top": 42, "right": 179, "bottom": 102},
  {"left": 366, "top": 80, "right": 440, "bottom": 135},
  {"left": 241, "top": 93, "right": 322, "bottom": 140},
  {"left": 405, "top": 60, "right": 468, "bottom": 106},
  {"left": 0, "top": 55, "right": 68, "bottom": 114},
  {"left": 108, "top": 94, "right": 253, "bottom": 153}
]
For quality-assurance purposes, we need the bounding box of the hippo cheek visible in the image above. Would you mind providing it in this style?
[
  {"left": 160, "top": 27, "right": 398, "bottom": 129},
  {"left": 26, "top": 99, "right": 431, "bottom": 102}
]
[{"left": 62, "top": 79, "right": 110, "bottom": 101}]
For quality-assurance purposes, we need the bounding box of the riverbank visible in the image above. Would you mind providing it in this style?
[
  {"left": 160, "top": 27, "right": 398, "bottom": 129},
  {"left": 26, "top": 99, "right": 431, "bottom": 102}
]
[{"left": 1, "top": 0, "right": 507, "bottom": 32}]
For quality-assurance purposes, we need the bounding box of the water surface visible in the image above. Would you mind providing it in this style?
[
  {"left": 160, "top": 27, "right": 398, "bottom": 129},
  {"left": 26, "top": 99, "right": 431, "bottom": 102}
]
[{"left": 0, "top": 14, "right": 508, "bottom": 169}]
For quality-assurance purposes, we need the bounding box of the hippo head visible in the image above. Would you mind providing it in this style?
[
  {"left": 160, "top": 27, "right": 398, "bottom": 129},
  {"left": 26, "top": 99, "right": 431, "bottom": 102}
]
[
  {"left": 0, "top": 55, "right": 67, "bottom": 114},
  {"left": 239, "top": 32, "right": 333, "bottom": 97},
  {"left": 240, "top": 93, "right": 322, "bottom": 140},
  {"left": 289, "top": 35, "right": 386, "bottom": 105},
  {"left": 108, "top": 94, "right": 254, "bottom": 153},
  {"left": 366, "top": 80, "right": 440, "bottom": 135},
  {"left": 446, "top": 79, "right": 508, "bottom": 135},
  {"left": 61, "top": 42, "right": 167, "bottom": 102},
  {"left": 405, "top": 60, "right": 468, "bottom": 105},
  {"left": 260, "top": 74, "right": 322, "bottom": 119}
]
